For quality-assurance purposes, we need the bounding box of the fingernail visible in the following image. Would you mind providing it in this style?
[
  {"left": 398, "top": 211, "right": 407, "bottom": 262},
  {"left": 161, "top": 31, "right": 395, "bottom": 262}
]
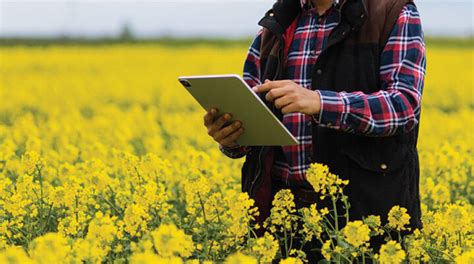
[
  {"left": 234, "top": 122, "right": 241, "bottom": 127},
  {"left": 211, "top": 109, "right": 216, "bottom": 114}
]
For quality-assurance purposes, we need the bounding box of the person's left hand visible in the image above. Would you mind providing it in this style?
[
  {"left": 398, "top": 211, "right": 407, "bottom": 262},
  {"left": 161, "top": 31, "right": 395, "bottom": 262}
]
[{"left": 252, "top": 79, "right": 321, "bottom": 115}]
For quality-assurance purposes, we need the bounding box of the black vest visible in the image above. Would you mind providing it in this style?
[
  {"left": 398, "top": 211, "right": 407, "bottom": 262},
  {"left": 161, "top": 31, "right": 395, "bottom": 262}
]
[{"left": 242, "top": 0, "right": 422, "bottom": 230}]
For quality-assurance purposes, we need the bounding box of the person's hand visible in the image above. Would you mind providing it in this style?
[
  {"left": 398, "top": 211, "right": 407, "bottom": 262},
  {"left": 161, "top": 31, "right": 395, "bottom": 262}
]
[
  {"left": 203, "top": 108, "right": 245, "bottom": 148},
  {"left": 253, "top": 80, "right": 321, "bottom": 115}
]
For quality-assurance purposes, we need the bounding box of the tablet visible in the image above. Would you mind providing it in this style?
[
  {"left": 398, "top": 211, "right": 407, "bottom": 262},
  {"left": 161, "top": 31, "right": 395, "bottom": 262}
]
[{"left": 178, "top": 74, "right": 299, "bottom": 146}]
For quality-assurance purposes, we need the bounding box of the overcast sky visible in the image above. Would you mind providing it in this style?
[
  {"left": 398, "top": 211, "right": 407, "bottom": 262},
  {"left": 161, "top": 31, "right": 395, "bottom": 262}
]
[{"left": 0, "top": 0, "right": 473, "bottom": 38}]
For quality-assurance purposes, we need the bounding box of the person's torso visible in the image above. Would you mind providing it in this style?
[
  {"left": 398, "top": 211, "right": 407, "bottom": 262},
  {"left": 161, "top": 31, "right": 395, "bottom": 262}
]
[{"left": 272, "top": 5, "right": 340, "bottom": 188}]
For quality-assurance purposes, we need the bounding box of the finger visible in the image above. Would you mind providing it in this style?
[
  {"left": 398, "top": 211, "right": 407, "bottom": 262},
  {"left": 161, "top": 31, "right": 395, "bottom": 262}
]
[
  {"left": 220, "top": 127, "right": 245, "bottom": 146},
  {"left": 204, "top": 108, "right": 218, "bottom": 126},
  {"left": 274, "top": 95, "right": 293, "bottom": 110},
  {"left": 214, "top": 121, "right": 242, "bottom": 141},
  {"left": 253, "top": 81, "right": 280, "bottom": 93},
  {"left": 253, "top": 80, "right": 291, "bottom": 93},
  {"left": 265, "top": 87, "right": 292, "bottom": 102},
  {"left": 281, "top": 103, "right": 300, "bottom": 114},
  {"left": 211, "top": 113, "right": 232, "bottom": 132}
]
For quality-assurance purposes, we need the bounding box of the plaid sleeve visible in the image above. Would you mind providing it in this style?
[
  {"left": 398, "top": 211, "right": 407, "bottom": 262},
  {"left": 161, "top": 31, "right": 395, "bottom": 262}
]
[
  {"left": 243, "top": 29, "right": 263, "bottom": 88},
  {"left": 219, "top": 30, "right": 262, "bottom": 158},
  {"left": 313, "top": 4, "right": 426, "bottom": 137}
]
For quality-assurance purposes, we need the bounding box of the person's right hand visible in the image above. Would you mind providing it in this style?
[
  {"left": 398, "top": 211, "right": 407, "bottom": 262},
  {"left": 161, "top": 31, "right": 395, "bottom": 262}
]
[{"left": 203, "top": 108, "right": 245, "bottom": 148}]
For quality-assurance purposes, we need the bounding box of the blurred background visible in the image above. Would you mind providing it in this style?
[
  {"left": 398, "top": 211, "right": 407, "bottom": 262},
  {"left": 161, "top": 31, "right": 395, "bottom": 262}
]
[{"left": 1, "top": 0, "right": 472, "bottom": 41}]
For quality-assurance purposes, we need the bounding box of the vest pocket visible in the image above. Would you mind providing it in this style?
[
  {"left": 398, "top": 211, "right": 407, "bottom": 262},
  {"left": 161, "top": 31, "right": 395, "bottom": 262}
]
[
  {"left": 340, "top": 139, "right": 411, "bottom": 175},
  {"left": 338, "top": 139, "right": 419, "bottom": 228}
]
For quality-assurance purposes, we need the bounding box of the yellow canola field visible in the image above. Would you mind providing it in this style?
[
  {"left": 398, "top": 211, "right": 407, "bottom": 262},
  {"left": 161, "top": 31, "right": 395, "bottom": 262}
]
[{"left": 0, "top": 44, "right": 472, "bottom": 263}]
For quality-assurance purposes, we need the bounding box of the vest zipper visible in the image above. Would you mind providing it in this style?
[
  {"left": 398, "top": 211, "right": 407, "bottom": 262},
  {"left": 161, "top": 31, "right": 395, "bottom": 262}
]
[
  {"left": 249, "top": 147, "right": 265, "bottom": 196},
  {"left": 272, "top": 39, "right": 285, "bottom": 81}
]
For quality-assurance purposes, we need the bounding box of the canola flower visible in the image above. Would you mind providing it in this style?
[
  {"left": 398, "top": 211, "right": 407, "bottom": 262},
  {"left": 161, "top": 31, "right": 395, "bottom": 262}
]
[
  {"left": 305, "top": 163, "right": 349, "bottom": 198},
  {"left": 29, "top": 233, "right": 71, "bottom": 264},
  {"left": 387, "top": 206, "right": 411, "bottom": 231},
  {"left": 300, "top": 203, "right": 326, "bottom": 242},
  {"left": 224, "top": 252, "right": 257, "bottom": 264},
  {"left": 150, "top": 223, "right": 194, "bottom": 258},
  {"left": 265, "top": 189, "right": 298, "bottom": 232},
  {"left": 342, "top": 221, "right": 371, "bottom": 248},
  {"left": 279, "top": 257, "right": 304, "bottom": 264},
  {"left": 363, "top": 215, "right": 383, "bottom": 236},
  {"left": 378, "top": 241, "right": 406, "bottom": 264},
  {"left": 0, "top": 43, "right": 472, "bottom": 262},
  {"left": 250, "top": 232, "right": 280, "bottom": 263}
]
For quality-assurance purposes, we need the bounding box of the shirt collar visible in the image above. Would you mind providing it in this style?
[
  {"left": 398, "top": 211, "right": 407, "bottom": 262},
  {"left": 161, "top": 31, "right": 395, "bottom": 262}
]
[
  {"left": 302, "top": 0, "right": 340, "bottom": 17},
  {"left": 301, "top": 0, "right": 340, "bottom": 9}
]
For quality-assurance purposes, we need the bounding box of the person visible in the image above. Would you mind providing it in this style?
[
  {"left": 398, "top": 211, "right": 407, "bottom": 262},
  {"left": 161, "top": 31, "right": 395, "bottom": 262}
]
[{"left": 203, "top": 0, "right": 426, "bottom": 258}]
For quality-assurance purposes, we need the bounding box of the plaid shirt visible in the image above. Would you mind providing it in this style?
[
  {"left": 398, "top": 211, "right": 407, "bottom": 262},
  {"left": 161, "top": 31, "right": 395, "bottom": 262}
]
[{"left": 220, "top": 3, "right": 426, "bottom": 187}]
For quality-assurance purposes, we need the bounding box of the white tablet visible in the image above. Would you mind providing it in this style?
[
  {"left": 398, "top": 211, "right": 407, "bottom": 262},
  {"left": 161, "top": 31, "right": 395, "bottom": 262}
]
[{"left": 178, "top": 74, "right": 299, "bottom": 146}]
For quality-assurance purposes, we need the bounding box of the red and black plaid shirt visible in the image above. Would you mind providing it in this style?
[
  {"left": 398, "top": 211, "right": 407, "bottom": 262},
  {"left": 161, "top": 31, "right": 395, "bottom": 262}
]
[{"left": 220, "top": 3, "right": 426, "bottom": 188}]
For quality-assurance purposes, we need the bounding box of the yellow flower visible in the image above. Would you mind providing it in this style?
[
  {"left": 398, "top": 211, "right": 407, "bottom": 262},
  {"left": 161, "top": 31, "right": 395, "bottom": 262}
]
[
  {"left": 29, "top": 233, "right": 71, "bottom": 263},
  {"left": 70, "top": 212, "right": 119, "bottom": 262},
  {"left": 321, "top": 240, "right": 332, "bottom": 261},
  {"left": 225, "top": 252, "right": 257, "bottom": 264},
  {"left": 342, "top": 220, "right": 371, "bottom": 248},
  {"left": 405, "top": 229, "right": 429, "bottom": 262},
  {"left": 379, "top": 241, "right": 406, "bottom": 264},
  {"left": 251, "top": 232, "right": 279, "bottom": 263},
  {"left": 363, "top": 215, "right": 383, "bottom": 235},
  {"left": 21, "top": 151, "right": 43, "bottom": 175},
  {"left": 387, "top": 206, "right": 411, "bottom": 231},
  {"left": 124, "top": 203, "right": 151, "bottom": 237},
  {"left": 151, "top": 223, "right": 194, "bottom": 258},
  {"left": 441, "top": 203, "right": 472, "bottom": 234},
  {"left": 305, "top": 163, "right": 349, "bottom": 199},
  {"left": 130, "top": 252, "right": 183, "bottom": 264},
  {"left": 320, "top": 207, "right": 330, "bottom": 216},
  {"left": 266, "top": 189, "right": 298, "bottom": 232},
  {"left": 456, "top": 249, "right": 474, "bottom": 264},
  {"left": 300, "top": 204, "right": 324, "bottom": 241},
  {"left": 0, "top": 246, "right": 33, "bottom": 264},
  {"left": 280, "top": 257, "right": 304, "bottom": 264}
]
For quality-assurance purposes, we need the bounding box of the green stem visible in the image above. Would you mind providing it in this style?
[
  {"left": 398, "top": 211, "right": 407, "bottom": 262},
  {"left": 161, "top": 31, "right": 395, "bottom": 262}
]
[
  {"left": 197, "top": 192, "right": 211, "bottom": 258},
  {"left": 323, "top": 216, "right": 336, "bottom": 231},
  {"left": 35, "top": 164, "right": 45, "bottom": 229},
  {"left": 427, "top": 246, "right": 456, "bottom": 262},
  {"left": 134, "top": 166, "right": 144, "bottom": 186},
  {"left": 289, "top": 228, "right": 294, "bottom": 255},
  {"left": 100, "top": 195, "right": 123, "bottom": 216},
  {"left": 337, "top": 252, "right": 352, "bottom": 262},
  {"left": 332, "top": 198, "right": 339, "bottom": 232},
  {"left": 343, "top": 197, "right": 350, "bottom": 224},
  {"left": 197, "top": 193, "right": 208, "bottom": 223},
  {"left": 249, "top": 227, "right": 258, "bottom": 239},
  {"left": 40, "top": 203, "right": 54, "bottom": 234}
]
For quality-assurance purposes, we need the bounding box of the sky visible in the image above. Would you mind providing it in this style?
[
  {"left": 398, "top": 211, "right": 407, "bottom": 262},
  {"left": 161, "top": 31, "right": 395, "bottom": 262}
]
[{"left": 0, "top": 0, "right": 473, "bottom": 38}]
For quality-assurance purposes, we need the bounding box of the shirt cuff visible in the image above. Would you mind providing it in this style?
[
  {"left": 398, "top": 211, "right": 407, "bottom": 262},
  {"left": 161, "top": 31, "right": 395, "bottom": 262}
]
[
  {"left": 219, "top": 144, "right": 251, "bottom": 159},
  {"left": 312, "top": 90, "right": 345, "bottom": 129}
]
